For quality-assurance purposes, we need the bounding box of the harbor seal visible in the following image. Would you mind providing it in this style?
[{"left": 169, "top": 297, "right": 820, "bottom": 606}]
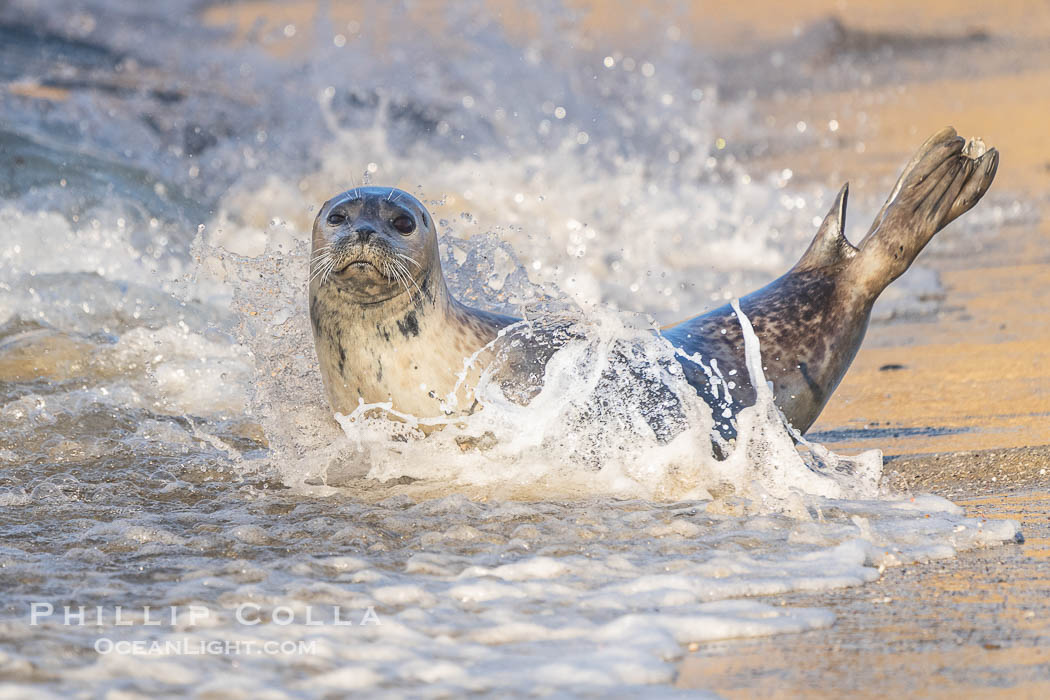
[{"left": 309, "top": 127, "right": 998, "bottom": 439}]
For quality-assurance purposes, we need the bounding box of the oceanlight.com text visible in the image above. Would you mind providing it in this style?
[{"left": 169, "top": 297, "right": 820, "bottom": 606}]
[{"left": 94, "top": 638, "right": 319, "bottom": 656}]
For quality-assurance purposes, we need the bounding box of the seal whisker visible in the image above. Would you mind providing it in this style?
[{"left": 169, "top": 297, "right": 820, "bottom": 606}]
[
  {"left": 391, "top": 259, "right": 411, "bottom": 294},
  {"left": 308, "top": 258, "right": 331, "bottom": 285},
  {"left": 309, "top": 250, "right": 333, "bottom": 282},
  {"left": 310, "top": 263, "right": 328, "bottom": 286},
  {"left": 391, "top": 258, "right": 424, "bottom": 300},
  {"left": 395, "top": 252, "right": 422, "bottom": 270},
  {"left": 397, "top": 268, "right": 413, "bottom": 298},
  {"left": 387, "top": 260, "right": 409, "bottom": 298},
  {"left": 386, "top": 258, "right": 405, "bottom": 288},
  {"left": 404, "top": 272, "right": 423, "bottom": 301},
  {"left": 320, "top": 257, "right": 337, "bottom": 287}
]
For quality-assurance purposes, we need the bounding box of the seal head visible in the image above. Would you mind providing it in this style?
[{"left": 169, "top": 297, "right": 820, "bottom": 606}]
[
  {"left": 311, "top": 187, "right": 436, "bottom": 304},
  {"left": 309, "top": 187, "right": 516, "bottom": 417}
]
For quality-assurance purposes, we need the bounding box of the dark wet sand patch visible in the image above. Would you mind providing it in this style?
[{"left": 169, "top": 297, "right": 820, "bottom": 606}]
[
  {"left": 884, "top": 445, "right": 1050, "bottom": 500},
  {"left": 809, "top": 424, "right": 971, "bottom": 444}
]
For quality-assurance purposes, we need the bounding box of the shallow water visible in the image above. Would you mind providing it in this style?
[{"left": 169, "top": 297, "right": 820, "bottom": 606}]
[{"left": 0, "top": 1, "right": 1022, "bottom": 696}]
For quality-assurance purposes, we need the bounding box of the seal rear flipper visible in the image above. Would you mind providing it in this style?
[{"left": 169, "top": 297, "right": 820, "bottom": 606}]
[
  {"left": 945, "top": 139, "right": 999, "bottom": 225},
  {"left": 863, "top": 125, "right": 959, "bottom": 238},
  {"left": 792, "top": 182, "right": 859, "bottom": 272},
  {"left": 851, "top": 127, "right": 999, "bottom": 294}
]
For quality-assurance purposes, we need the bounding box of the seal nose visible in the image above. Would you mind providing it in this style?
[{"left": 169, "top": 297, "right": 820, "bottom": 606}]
[{"left": 354, "top": 226, "right": 376, "bottom": 243}]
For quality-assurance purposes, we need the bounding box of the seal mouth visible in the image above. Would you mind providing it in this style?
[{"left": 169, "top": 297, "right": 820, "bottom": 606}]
[
  {"left": 340, "top": 261, "right": 377, "bottom": 272},
  {"left": 315, "top": 239, "right": 420, "bottom": 299},
  {"left": 337, "top": 260, "right": 379, "bottom": 273}
]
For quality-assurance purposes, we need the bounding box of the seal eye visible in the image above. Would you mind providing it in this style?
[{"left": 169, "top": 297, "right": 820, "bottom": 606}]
[
  {"left": 327, "top": 212, "right": 346, "bottom": 226},
  {"left": 392, "top": 215, "right": 415, "bottom": 234}
]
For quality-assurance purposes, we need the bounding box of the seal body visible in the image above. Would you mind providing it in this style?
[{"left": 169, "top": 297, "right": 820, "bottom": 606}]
[{"left": 310, "top": 128, "right": 997, "bottom": 436}]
